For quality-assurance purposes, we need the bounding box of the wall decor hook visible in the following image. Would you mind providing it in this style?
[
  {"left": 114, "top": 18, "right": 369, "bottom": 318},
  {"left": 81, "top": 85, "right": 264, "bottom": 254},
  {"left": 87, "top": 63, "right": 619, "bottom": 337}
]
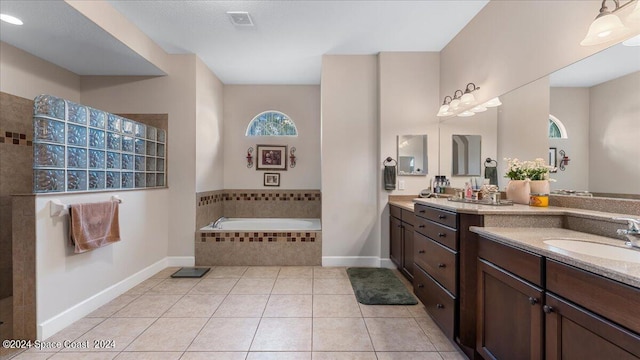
[
  {"left": 289, "top": 147, "right": 296, "bottom": 168},
  {"left": 246, "top": 147, "right": 254, "bottom": 168}
]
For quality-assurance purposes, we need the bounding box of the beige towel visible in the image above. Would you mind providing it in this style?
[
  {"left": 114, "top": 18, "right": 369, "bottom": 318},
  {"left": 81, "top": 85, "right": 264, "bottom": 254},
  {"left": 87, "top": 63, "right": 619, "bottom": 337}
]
[{"left": 69, "top": 201, "right": 121, "bottom": 254}]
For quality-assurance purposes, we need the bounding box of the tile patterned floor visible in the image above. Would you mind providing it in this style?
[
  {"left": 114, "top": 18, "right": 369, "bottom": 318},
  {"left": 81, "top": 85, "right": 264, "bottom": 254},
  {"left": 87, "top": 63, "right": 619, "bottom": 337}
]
[{"left": 6, "top": 266, "right": 468, "bottom": 360}]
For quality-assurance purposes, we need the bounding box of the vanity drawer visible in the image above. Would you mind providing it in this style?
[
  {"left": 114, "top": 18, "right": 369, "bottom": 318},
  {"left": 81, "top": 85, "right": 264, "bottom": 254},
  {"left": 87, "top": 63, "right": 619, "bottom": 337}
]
[
  {"left": 478, "top": 236, "right": 543, "bottom": 287},
  {"left": 390, "top": 204, "right": 402, "bottom": 219},
  {"left": 415, "top": 216, "right": 457, "bottom": 250},
  {"left": 415, "top": 204, "right": 457, "bottom": 228},
  {"left": 414, "top": 266, "right": 455, "bottom": 339},
  {"left": 401, "top": 208, "right": 415, "bottom": 226},
  {"left": 414, "top": 232, "right": 457, "bottom": 295},
  {"left": 546, "top": 259, "right": 640, "bottom": 334}
]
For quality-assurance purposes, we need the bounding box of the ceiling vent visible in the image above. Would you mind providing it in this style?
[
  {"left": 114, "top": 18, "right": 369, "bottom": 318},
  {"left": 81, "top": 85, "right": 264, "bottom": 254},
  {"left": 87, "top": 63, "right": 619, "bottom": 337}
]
[{"left": 227, "top": 11, "right": 254, "bottom": 26}]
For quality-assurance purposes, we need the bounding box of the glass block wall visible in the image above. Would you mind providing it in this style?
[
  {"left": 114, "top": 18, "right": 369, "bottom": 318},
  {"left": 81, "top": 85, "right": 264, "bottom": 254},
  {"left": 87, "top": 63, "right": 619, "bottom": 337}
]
[{"left": 32, "top": 95, "right": 166, "bottom": 193}]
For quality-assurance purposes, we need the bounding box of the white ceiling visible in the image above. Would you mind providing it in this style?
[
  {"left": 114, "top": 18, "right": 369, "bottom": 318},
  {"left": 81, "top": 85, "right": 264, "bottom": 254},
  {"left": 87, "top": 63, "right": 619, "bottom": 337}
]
[
  {"left": 0, "top": 0, "right": 165, "bottom": 76},
  {"left": 0, "top": 0, "right": 490, "bottom": 83},
  {"left": 549, "top": 42, "right": 640, "bottom": 87},
  {"left": 2, "top": 1, "right": 637, "bottom": 86}
]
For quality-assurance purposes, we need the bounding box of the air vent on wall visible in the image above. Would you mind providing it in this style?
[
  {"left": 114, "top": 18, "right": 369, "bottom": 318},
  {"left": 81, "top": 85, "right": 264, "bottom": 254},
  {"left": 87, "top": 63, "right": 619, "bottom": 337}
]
[{"left": 227, "top": 11, "right": 254, "bottom": 26}]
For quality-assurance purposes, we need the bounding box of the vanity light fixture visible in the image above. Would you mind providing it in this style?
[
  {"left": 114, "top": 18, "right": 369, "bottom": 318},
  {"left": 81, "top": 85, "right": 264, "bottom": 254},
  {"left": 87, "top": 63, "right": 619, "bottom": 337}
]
[
  {"left": 581, "top": 0, "right": 635, "bottom": 46},
  {"left": 437, "top": 96, "right": 454, "bottom": 117},
  {"left": 628, "top": 0, "right": 640, "bottom": 22},
  {"left": 460, "top": 83, "right": 480, "bottom": 106},
  {"left": 483, "top": 97, "right": 502, "bottom": 107},
  {"left": 0, "top": 13, "right": 23, "bottom": 25},
  {"left": 437, "top": 83, "right": 502, "bottom": 118}
]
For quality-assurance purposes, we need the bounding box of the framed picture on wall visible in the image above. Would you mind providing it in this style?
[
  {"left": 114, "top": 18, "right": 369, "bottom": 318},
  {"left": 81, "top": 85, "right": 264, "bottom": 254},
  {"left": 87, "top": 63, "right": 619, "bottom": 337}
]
[
  {"left": 256, "top": 145, "right": 287, "bottom": 170},
  {"left": 264, "top": 173, "right": 280, "bottom": 187},
  {"left": 549, "top": 147, "right": 557, "bottom": 173}
]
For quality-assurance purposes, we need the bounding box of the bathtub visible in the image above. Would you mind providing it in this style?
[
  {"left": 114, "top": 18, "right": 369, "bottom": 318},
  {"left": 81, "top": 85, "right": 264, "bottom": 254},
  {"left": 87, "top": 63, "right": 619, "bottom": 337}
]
[{"left": 200, "top": 217, "right": 321, "bottom": 231}]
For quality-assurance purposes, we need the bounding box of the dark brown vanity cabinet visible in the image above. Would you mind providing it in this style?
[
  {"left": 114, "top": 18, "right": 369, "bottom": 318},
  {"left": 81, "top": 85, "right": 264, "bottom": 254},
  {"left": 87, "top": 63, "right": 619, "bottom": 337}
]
[
  {"left": 476, "top": 236, "right": 544, "bottom": 360},
  {"left": 413, "top": 204, "right": 458, "bottom": 339},
  {"left": 545, "top": 259, "right": 640, "bottom": 360},
  {"left": 389, "top": 205, "right": 414, "bottom": 281}
]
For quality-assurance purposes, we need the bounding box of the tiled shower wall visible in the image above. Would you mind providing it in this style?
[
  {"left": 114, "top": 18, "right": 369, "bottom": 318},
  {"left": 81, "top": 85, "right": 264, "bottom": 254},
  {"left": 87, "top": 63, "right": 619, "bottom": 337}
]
[
  {"left": 196, "top": 189, "right": 322, "bottom": 229},
  {"left": 0, "top": 92, "right": 34, "bottom": 300}
]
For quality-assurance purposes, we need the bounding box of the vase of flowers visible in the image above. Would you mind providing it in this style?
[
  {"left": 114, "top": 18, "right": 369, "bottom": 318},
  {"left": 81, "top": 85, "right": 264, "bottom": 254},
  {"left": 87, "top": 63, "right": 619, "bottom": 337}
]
[{"left": 504, "top": 158, "right": 555, "bottom": 204}]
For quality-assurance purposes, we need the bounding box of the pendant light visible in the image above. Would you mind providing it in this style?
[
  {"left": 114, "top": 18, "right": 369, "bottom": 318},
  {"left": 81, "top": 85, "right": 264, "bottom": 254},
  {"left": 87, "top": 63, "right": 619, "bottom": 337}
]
[{"left": 581, "top": 0, "right": 633, "bottom": 46}]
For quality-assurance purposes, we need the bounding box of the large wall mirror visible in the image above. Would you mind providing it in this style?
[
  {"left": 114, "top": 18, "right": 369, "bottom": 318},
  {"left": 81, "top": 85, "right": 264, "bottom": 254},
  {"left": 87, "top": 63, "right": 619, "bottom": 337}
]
[
  {"left": 451, "top": 135, "right": 481, "bottom": 176},
  {"left": 397, "top": 135, "right": 428, "bottom": 176},
  {"left": 440, "top": 43, "right": 639, "bottom": 199}
]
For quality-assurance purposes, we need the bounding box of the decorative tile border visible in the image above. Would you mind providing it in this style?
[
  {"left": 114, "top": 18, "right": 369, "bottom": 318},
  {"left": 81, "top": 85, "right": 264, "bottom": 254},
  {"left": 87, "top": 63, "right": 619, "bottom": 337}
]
[
  {"left": 0, "top": 129, "right": 32, "bottom": 146},
  {"left": 200, "top": 231, "right": 318, "bottom": 243},
  {"left": 197, "top": 190, "right": 321, "bottom": 207}
]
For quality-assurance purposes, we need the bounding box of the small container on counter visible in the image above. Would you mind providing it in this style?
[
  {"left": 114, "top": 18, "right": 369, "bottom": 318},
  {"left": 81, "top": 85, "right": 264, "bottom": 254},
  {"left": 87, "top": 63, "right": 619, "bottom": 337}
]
[{"left": 529, "top": 193, "right": 549, "bottom": 207}]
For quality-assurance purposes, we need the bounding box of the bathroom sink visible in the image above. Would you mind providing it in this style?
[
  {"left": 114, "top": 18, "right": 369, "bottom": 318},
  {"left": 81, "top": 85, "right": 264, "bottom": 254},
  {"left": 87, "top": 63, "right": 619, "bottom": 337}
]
[{"left": 543, "top": 239, "right": 640, "bottom": 263}]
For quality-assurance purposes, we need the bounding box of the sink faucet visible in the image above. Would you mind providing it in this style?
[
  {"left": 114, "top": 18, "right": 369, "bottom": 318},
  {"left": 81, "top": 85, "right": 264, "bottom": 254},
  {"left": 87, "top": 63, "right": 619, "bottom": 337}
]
[{"left": 614, "top": 217, "right": 640, "bottom": 249}]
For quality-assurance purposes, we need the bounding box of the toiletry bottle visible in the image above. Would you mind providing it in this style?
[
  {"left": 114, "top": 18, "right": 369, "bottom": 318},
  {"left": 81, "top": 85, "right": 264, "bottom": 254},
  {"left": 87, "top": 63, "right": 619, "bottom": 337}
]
[{"left": 465, "top": 182, "right": 473, "bottom": 199}]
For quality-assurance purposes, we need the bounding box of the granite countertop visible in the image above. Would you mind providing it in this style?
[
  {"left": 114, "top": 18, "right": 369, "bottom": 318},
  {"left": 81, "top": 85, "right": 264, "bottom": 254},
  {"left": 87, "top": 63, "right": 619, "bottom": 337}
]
[
  {"left": 413, "top": 198, "right": 637, "bottom": 222},
  {"left": 388, "top": 200, "right": 415, "bottom": 212},
  {"left": 471, "top": 226, "right": 640, "bottom": 289}
]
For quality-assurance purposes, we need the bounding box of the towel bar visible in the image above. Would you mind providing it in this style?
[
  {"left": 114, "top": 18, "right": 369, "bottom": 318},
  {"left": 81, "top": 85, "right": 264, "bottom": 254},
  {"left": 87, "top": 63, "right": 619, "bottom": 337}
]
[{"left": 50, "top": 196, "right": 123, "bottom": 217}]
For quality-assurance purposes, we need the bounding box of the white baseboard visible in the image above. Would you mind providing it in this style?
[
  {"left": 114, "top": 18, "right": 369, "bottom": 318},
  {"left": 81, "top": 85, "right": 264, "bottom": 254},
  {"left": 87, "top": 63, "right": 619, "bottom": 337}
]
[
  {"left": 322, "top": 256, "right": 388, "bottom": 267},
  {"left": 379, "top": 258, "right": 396, "bottom": 269},
  {"left": 38, "top": 256, "right": 195, "bottom": 340}
]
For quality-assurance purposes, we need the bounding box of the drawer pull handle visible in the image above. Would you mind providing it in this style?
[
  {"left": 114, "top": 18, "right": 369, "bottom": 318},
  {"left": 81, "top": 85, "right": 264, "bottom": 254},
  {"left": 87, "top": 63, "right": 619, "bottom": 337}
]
[
  {"left": 417, "top": 284, "right": 424, "bottom": 288},
  {"left": 543, "top": 305, "right": 554, "bottom": 314},
  {"left": 418, "top": 250, "right": 426, "bottom": 254},
  {"left": 419, "top": 210, "right": 425, "bottom": 213},
  {"left": 528, "top": 297, "right": 538, "bottom": 305},
  {"left": 438, "top": 233, "right": 446, "bottom": 237},
  {"left": 438, "top": 263, "right": 446, "bottom": 268},
  {"left": 418, "top": 225, "right": 425, "bottom": 228},
  {"left": 436, "top": 304, "right": 444, "bottom": 309},
  {"left": 438, "top": 215, "right": 446, "bottom": 219}
]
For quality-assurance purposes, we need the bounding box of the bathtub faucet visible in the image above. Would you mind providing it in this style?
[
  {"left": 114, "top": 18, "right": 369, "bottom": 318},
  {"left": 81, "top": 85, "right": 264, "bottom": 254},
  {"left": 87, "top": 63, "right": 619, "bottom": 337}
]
[{"left": 212, "top": 217, "right": 226, "bottom": 230}]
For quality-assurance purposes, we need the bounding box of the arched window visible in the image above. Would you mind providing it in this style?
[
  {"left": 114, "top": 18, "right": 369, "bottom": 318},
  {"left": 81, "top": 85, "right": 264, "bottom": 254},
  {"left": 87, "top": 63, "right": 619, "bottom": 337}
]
[
  {"left": 246, "top": 111, "right": 298, "bottom": 136},
  {"left": 549, "top": 114, "right": 568, "bottom": 139}
]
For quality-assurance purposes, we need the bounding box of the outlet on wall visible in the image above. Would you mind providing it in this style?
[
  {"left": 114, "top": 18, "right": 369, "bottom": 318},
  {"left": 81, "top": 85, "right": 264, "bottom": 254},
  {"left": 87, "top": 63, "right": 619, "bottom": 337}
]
[{"left": 399, "top": 180, "right": 405, "bottom": 190}]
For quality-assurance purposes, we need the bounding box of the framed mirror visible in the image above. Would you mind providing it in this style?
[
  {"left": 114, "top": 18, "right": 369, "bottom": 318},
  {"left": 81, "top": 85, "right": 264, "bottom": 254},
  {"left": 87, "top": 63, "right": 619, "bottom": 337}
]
[
  {"left": 397, "top": 135, "right": 428, "bottom": 176},
  {"left": 452, "top": 134, "right": 481, "bottom": 176}
]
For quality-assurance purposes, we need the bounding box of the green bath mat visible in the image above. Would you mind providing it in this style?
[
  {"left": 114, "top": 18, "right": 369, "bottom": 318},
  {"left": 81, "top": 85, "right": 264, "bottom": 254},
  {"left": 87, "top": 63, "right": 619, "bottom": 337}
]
[{"left": 347, "top": 267, "right": 418, "bottom": 305}]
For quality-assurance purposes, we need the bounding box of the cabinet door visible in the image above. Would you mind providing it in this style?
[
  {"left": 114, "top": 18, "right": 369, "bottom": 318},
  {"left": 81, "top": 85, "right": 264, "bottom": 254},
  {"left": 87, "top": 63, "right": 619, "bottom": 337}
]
[
  {"left": 390, "top": 216, "right": 402, "bottom": 268},
  {"left": 477, "top": 259, "right": 544, "bottom": 360},
  {"left": 545, "top": 293, "right": 640, "bottom": 360},
  {"left": 402, "top": 223, "right": 414, "bottom": 279}
]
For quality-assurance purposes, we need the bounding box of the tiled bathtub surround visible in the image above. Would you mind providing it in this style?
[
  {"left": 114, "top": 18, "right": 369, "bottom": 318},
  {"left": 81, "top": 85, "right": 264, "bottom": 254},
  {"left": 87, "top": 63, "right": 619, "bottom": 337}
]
[
  {"left": 195, "top": 190, "right": 322, "bottom": 265},
  {"left": 196, "top": 233, "right": 322, "bottom": 266},
  {"left": 196, "top": 189, "right": 322, "bottom": 228},
  {"left": 32, "top": 95, "right": 167, "bottom": 193}
]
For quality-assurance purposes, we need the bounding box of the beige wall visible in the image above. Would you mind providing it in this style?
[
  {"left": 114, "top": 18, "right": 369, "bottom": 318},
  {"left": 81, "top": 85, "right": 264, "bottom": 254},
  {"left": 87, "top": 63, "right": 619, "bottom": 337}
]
[
  {"left": 589, "top": 71, "right": 640, "bottom": 195},
  {"left": 196, "top": 57, "right": 225, "bottom": 192},
  {"left": 0, "top": 42, "right": 80, "bottom": 101},
  {"left": 81, "top": 55, "right": 198, "bottom": 259},
  {"left": 378, "top": 52, "right": 439, "bottom": 264},
  {"left": 321, "top": 55, "right": 379, "bottom": 265},
  {"left": 223, "top": 85, "right": 321, "bottom": 190},
  {"left": 497, "top": 77, "right": 550, "bottom": 190},
  {"left": 550, "top": 87, "right": 590, "bottom": 191},
  {"left": 440, "top": 1, "right": 617, "bottom": 110}
]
